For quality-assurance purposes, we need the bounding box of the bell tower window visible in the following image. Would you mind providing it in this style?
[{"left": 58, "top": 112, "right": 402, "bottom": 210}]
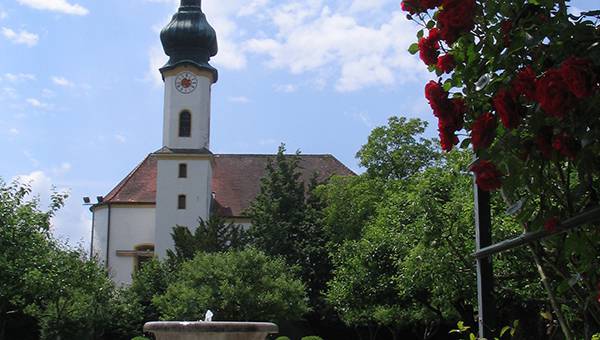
[
  {"left": 179, "top": 110, "right": 191, "bottom": 137},
  {"left": 178, "top": 163, "right": 188, "bottom": 178},
  {"left": 178, "top": 195, "right": 187, "bottom": 210}
]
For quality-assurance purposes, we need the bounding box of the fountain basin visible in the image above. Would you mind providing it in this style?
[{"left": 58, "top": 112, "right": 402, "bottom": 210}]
[{"left": 143, "top": 321, "right": 279, "bottom": 340}]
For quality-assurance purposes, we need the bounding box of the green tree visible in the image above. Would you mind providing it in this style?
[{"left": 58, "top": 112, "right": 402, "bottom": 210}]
[
  {"left": 153, "top": 247, "right": 308, "bottom": 322},
  {"left": 246, "top": 144, "right": 331, "bottom": 311},
  {"left": 327, "top": 150, "right": 542, "bottom": 339},
  {"left": 0, "top": 180, "right": 66, "bottom": 340},
  {"left": 166, "top": 215, "right": 248, "bottom": 264},
  {"left": 356, "top": 117, "right": 439, "bottom": 181}
]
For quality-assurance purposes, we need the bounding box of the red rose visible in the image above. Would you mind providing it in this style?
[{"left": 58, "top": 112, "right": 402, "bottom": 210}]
[
  {"left": 493, "top": 88, "right": 522, "bottom": 130},
  {"left": 536, "top": 69, "right": 574, "bottom": 119},
  {"left": 552, "top": 132, "right": 579, "bottom": 160},
  {"left": 544, "top": 217, "right": 560, "bottom": 233},
  {"left": 437, "top": 0, "right": 476, "bottom": 44},
  {"left": 438, "top": 123, "right": 459, "bottom": 152},
  {"left": 418, "top": 30, "right": 440, "bottom": 66},
  {"left": 535, "top": 126, "right": 553, "bottom": 159},
  {"left": 471, "top": 112, "right": 497, "bottom": 150},
  {"left": 426, "top": 81, "right": 465, "bottom": 152},
  {"left": 470, "top": 160, "right": 502, "bottom": 191},
  {"left": 560, "top": 56, "right": 598, "bottom": 98},
  {"left": 500, "top": 20, "right": 512, "bottom": 46},
  {"left": 437, "top": 54, "right": 455, "bottom": 73},
  {"left": 513, "top": 66, "right": 537, "bottom": 101},
  {"left": 401, "top": 0, "right": 421, "bottom": 14}
]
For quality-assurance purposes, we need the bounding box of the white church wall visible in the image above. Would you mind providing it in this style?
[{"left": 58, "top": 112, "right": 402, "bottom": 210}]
[
  {"left": 92, "top": 206, "right": 109, "bottom": 263},
  {"left": 162, "top": 66, "right": 213, "bottom": 150},
  {"left": 108, "top": 206, "right": 156, "bottom": 285},
  {"left": 155, "top": 158, "right": 212, "bottom": 259}
]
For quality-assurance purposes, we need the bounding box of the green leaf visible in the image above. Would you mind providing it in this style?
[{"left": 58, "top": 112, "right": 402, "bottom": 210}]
[
  {"left": 470, "top": 333, "right": 477, "bottom": 340},
  {"left": 408, "top": 43, "right": 419, "bottom": 55},
  {"left": 499, "top": 326, "right": 510, "bottom": 337},
  {"left": 417, "top": 29, "right": 424, "bottom": 39}
]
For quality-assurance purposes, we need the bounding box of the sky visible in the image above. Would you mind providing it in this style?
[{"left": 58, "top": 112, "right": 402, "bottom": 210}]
[{"left": 0, "top": 0, "right": 596, "bottom": 248}]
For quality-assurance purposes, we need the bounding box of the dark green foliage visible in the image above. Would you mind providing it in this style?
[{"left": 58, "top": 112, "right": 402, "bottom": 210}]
[
  {"left": 166, "top": 215, "right": 248, "bottom": 264},
  {"left": 127, "top": 259, "right": 171, "bottom": 323},
  {"left": 356, "top": 117, "right": 439, "bottom": 180},
  {"left": 301, "top": 336, "right": 324, "bottom": 340},
  {"left": 274, "top": 337, "right": 291, "bottom": 340},
  {"left": 246, "top": 144, "right": 331, "bottom": 311},
  {"left": 153, "top": 247, "right": 309, "bottom": 322}
]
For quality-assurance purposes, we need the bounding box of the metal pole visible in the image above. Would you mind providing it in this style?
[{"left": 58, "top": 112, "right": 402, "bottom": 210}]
[{"left": 474, "top": 182, "right": 496, "bottom": 338}]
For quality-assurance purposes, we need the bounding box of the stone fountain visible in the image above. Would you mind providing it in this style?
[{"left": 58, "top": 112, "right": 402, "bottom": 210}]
[{"left": 143, "top": 321, "right": 279, "bottom": 340}]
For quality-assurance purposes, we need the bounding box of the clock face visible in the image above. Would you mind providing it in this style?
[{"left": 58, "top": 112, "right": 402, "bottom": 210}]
[{"left": 175, "top": 72, "right": 198, "bottom": 94}]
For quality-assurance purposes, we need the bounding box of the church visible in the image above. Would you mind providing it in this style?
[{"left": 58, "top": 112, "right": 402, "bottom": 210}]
[{"left": 90, "top": 0, "right": 353, "bottom": 285}]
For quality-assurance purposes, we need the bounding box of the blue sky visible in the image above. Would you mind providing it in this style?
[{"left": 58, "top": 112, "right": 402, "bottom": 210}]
[{"left": 0, "top": 0, "right": 596, "bottom": 246}]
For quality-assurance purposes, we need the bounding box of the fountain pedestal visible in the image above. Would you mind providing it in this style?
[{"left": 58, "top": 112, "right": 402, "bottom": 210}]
[{"left": 143, "top": 321, "right": 279, "bottom": 340}]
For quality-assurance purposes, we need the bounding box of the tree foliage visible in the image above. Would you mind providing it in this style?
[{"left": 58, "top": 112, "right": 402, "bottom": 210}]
[
  {"left": 166, "top": 215, "right": 248, "bottom": 264},
  {"left": 356, "top": 117, "right": 439, "bottom": 180},
  {"left": 153, "top": 247, "right": 309, "bottom": 322}
]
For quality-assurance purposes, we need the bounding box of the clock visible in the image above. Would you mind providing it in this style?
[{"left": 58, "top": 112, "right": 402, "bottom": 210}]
[{"left": 175, "top": 72, "right": 198, "bottom": 94}]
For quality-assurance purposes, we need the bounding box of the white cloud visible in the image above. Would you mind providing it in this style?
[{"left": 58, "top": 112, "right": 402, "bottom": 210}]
[
  {"left": 114, "top": 134, "right": 126, "bottom": 143},
  {"left": 245, "top": 7, "right": 425, "bottom": 92},
  {"left": 8, "top": 127, "right": 19, "bottom": 136},
  {"left": 52, "top": 162, "right": 72, "bottom": 176},
  {"left": 145, "top": 0, "right": 424, "bottom": 91},
  {"left": 27, "top": 98, "right": 49, "bottom": 109},
  {"left": 42, "top": 88, "right": 55, "bottom": 98},
  {"left": 228, "top": 96, "right": 250, "bottom": 103},
  {"left": 12, "top": 169, "right": 90, "bottom": 245},
  {"left": 1, "top": 27, "right": 39, "bottom": 47},
  {"left": 4, "top": 73, "right": 36, "bottom": 82},
  {"left": 17, "top": 0, "right": 89, "bottom": 16},
  {"left": 0, "top": 11, "right": 8, "bottom": 20},
  {"left": 275, "top": 84, "right": 298, "bottom": 93},
  {"left": 52, "top": 76, "right": 74, "bottom": 87}
]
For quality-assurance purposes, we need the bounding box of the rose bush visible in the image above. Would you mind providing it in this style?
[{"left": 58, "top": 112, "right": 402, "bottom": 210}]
[{"left": 404, "top": 0, "right": 599, "bottom": 337}]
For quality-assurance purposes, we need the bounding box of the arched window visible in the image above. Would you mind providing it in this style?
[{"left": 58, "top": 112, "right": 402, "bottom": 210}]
[{"left": 179, "top": 110, "right": 191, "bottom": 137}]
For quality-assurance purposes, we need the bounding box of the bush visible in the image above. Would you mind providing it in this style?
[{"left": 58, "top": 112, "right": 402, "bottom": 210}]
[
  {"left": 154, "top": 247, "right": 309, "bottom": 322},
  {"left": 301, "top": 336, "right": 324, "bottom": 340},
  {"left": 275, "top": 337, "right": 291, "bottom": 340}
]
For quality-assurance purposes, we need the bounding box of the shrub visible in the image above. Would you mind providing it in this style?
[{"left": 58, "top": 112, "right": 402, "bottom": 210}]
[
  {"left": 275, "top": 337, "right": 291, "bottom": 340},
  {"left": 154, "top": 247, "right": 309, "bottom": 322},
  {"left": 301, "top": 336, "right": 324, "bottom": 340}
]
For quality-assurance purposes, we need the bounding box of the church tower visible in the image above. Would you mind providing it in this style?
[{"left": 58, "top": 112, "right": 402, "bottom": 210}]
[{"left": 154, "top": 0, "right": 218, "bottom": 258}]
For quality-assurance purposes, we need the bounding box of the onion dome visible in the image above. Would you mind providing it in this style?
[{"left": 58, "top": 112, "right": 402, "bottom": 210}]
[{"left": 160, "top": 0, "right": 218, "bottom": 81}]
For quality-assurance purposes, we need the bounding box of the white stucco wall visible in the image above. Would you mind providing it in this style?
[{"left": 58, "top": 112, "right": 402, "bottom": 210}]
[
  {"left": 155, "top": 158, "right": 212, "bottom": 258},
  {"left": 107, "top": 206, "right": 156, "bottom": 285},
  {"left": 163, "top": 66, "right": 212, "bottom": 150},
  {"left": 91, "top": 206, "right": 109, "bottom": 263}
]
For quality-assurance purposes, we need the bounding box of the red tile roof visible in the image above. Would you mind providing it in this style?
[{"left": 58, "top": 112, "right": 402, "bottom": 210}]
[{"left": 101, "top": 153, "right": 354, "bottom": 217}]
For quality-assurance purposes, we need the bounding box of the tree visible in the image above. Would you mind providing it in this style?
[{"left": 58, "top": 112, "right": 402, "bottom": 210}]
[
  {"left": 327, "top": 150, "right": 543, "bottom": 339},
  {"left": 356, "top": 117, "right": 439, "bottom": 181},
  {"left": 166, "top": 215, "right": 248, "bottom": 264},
  {"left": 246, "top": 144, "right": 330, "bottom": 312},
  {"left": 0, "top": 180, "right": 66, "bottom": 340},
  {"left": 153, "top": 247, "right": 309, "bottom": 322}
]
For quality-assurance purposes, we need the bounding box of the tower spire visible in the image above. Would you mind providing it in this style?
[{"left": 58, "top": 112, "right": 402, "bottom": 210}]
[
  {"left": 160, "top": 0, "right": 218, "bottom": 81},
  {"left": 180, "top": 0, "right": 201, "bottom": 7}
]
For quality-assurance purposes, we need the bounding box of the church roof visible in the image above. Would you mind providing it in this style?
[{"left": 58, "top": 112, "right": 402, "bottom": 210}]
[{"left": 100, "top": 153, "right": 355, "bottom": 217}]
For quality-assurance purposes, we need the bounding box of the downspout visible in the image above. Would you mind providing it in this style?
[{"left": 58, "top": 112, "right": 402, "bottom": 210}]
[
  {"left": 106, "top": 203, "right": 112, "bottom": 268},
  {"left": 89, "top": 205, "right": 96, "bottom": 259}
]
